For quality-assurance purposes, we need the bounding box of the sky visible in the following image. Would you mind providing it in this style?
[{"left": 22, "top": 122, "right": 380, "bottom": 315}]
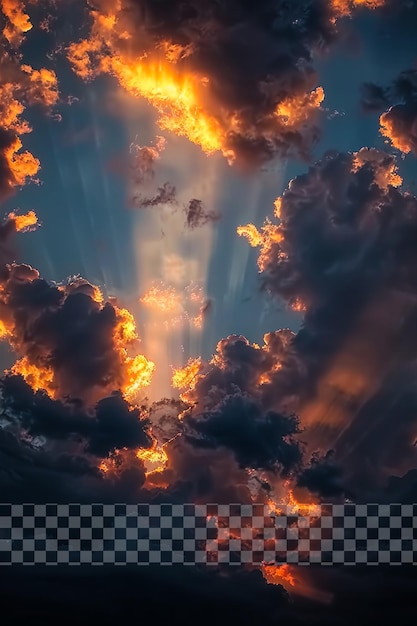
[
  {"left": 2, "top": 1, "right": 416, "bottom": 388},
  {"left": 1, "top": 0, "right": 417, "bottom": 624}
]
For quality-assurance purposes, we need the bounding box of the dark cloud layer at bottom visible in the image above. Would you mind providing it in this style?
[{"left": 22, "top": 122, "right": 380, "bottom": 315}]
[{"left": 1, "top": 565, "right": 417, "bottom": 626}]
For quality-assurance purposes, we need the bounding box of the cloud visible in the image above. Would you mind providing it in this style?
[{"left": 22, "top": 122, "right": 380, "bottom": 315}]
[
  {"left": 2, "top": 2, "right": 417, "bottom": 614},
  {"left": 129, "top": 135, "right": 166, "bottom": 184},
  {"left": 297, "top": 450, "right": 349, "bottom": 499},
  {"left": 133, "top": 181, "right": 177, "bottom": 209},
  {"left": 380, "top": 72, "right": 417, "bottom": 155},
  {"left": 330, "top": 0, "right": 386, "bottom": 17},
  {"left": 170, "top": 334, "right": 303, "bottom": 480},
  {"left": 0, "top": 264, "right": 155, "bottom": 406},
  {"left": 0, "top": 426, "right": 150, "bottom": 503},
  {"left": 1, "top": 0, "right": 33, "bottom": 48},
  {"left": 0, "top": 50, "right": 59, "bottom": 200},
  {"left": 238, "top": 148, "right": 417, "bottom": 496},
  {"left": 184, "top": 198, "right": 221, "bottom": 229},
  {"left": 360, "top": 70, "right": 417, "bottom": 155},
  {"left": 238, "top": 149, "right": 414, "bottom": 397},
  {"left": 360, "top": 82, "right": 391, "bottom": 112},
  {"left": 0, "top": 369, "right": 157, "bottom": 503},
  {"left": 0, "top": 375, "right": 152, "bottom": 457},
  {"left": 332, "top": 364, "right": 417, "bottom": 496},
  {"left": 149, "top": 435, "right": 257, "bottom": 504},
  {"left": 182, "top": 393, "right": 302, "bottom": 474},
  {"left": 66, "top": 0, "right": 344, "bottom": 167}
]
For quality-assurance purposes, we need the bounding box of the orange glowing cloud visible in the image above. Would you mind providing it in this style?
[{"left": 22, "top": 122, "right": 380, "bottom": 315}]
[
  {"left": 66, "top": 2, "right": 328, "bottom": 167},
  {"left": 140, "top": 284, "right": 184, "bottom": 317},
  {"left": 237, "top": 220, "right": 285, "bottom": 272},
  {"left": 172, "top": 357, "right": 202, "bottom": 404},
  {"left": 262, "top": 564, "right": 295, "bottom": 588},
  {"left": 136, "top": 437, "right": 169, "bottom": 479},
  {"left": 66, "top": 6, "right": 224, "bottom": 153},
  {"left": 275, "top": 87, "right": 325, "bottom": 128},
  {"left": 380, "top": 107, "right": 417, "bottom": 155},
  {"left": 7, "top": 209, "right": 38, "bottom": 232},
  {"left": 0, "top": 59, "right": 59, "bottom": 196},
  {"left": 1, "top": 0, "right": 32, "bottom": 47},
  {"left": 267, "top": 482, "right": 321, "bottom": 517},
  {"left": 330, "top": 0, "right": 386, "bottom": 17},
  {"left": 140, "top": 282, "right": 208, "bottom": 330},
  {"left": 238, "top": 148, "right": 403, "bottom": 297},
  {"left": 351, "top": 147, "right": 402, "bottom": 188},
  {"left": 9, "top": 355, "right": 56, "bottom": 396},
  {"left": 0, "top": 265, "right": 155, "bottom": 406}
]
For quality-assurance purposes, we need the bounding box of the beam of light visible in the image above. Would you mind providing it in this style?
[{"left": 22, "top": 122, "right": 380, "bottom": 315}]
[
  {"left": 46, "top": 123, "right": 90, "bottom": 279},
  {"left": 131, "top": 143, "right": 221, "bottom": 400},
  {"left": 86, "top": 85, "right": 127, "bottom": 290},
  {"left": 115, "top": 91, "right": 224, "bottom": 400},
  {"left": 66, "top": 106, "right": 107, "bottom": 288}
]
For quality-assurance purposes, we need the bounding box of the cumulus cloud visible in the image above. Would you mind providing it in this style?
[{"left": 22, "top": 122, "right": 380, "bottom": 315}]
[
  {"left": 238, "top": 148, "right": 417, "bottom": 495},
  {"left": 66, "top": 0, "right": 344, "bottom": 167},
  {"left": 0, "top": 51, "right": 59, "bottom": 200},
  {"left": 239, "top": 149, "right": 415, "bottom": 392},
  {"left": 0, "top": 264, "right": 155, "bottom": 406},
  {"left": 1, "top": 376, "right": 152, "bottom": 456},
  {"left": 297, "top": 450, "right": 349, "bottom": 499},
  {"left": 183, "top": 393, "right": 302, "bottom": 474},
  {"left": 380, "top": 72, "right": 417, "bottom": 155},
  {"left": 361, "top": 70, "right": 417, "bottom": 155}
]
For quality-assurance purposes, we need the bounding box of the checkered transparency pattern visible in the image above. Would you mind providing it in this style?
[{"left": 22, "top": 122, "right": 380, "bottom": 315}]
[{"left": 0, "top": 504, "right": 416, "bottom": 565}]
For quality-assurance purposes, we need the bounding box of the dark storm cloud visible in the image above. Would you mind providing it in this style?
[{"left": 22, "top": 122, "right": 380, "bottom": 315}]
[
  {"left": 168, "top": 334, "right": 303, "bottom": 477},
  {"left": 297, "top": 450, "right": 349, "bottom": 499},
  {"left": 153, "top": 437, "right": 256, "bottom": 504},
  {"left": 233, "top": 148, "right": 417, "bottom": 501},
  {"left": 259, "top": 149, "right": 417, "bottom": 307},
  {"left": 332, "top": 364, "right": 417, "bottom": 497},
  {"left": 188, "top": 333, "right": 293, "bottom": 407},
  {"left": 0, "top": 264, "right": 149, "bottom": 405},
  {"left": 0, "top": 374, "right": 154, "bottom": 503},
  {"left": 254, "top": 148, "right": 417, "bottom": 413},
  {"left": 361, "top": 70, "right": 417, "bottom": 111},
  {"left": 0, "top": 425, "right": 149, "bottom": 504},
  {"left": 85, "top": 0, "right": 342, "bottom": 167},
  {"left": 0, "top": 375, "right": 152, "bottom": 457},
  {"left": 184, "top": 199, "right": 221, "bottom": 229},
  {"left": 183, "top": 393, "right": 302, "bottom": 474}
]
